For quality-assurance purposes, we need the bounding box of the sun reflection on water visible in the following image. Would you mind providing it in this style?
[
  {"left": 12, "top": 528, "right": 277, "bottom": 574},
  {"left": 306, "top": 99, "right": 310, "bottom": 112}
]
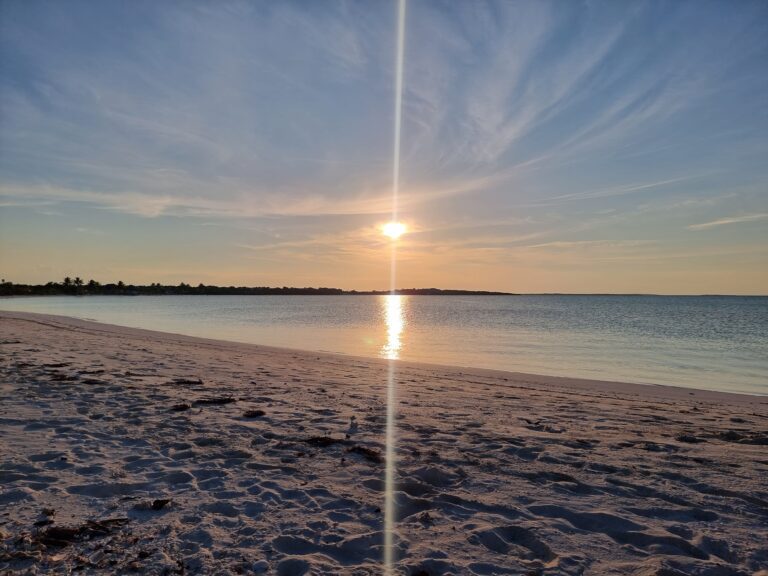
[{"left": 381, "top": 294, "right": 405, "bottom": 360}]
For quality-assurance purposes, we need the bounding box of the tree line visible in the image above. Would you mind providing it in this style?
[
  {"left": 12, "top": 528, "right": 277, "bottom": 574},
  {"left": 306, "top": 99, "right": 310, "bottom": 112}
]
[
  {"left": 0, "top": 277, "right": 344, "bottom": 296},
  {"left": 0, "top": 277, "right": 512, "bottom": 297}
]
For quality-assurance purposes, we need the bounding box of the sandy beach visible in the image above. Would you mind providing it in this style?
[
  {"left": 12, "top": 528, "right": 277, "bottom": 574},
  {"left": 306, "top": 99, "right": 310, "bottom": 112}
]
[{"left": 1, "top": 311, "right": 766, "bottom": 575}]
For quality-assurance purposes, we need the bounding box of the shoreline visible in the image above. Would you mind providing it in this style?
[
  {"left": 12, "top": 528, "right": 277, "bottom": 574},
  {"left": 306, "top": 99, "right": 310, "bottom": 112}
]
[
  {"left": 2, "top": 310, "right": 767, "bottom": 574},
  {"left": 2, "top": 310, "right": 764, "bottom": 403}
]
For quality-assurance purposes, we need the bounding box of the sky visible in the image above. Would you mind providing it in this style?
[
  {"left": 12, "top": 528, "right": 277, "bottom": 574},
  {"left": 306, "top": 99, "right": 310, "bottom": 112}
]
[{"left": 1, "top": 0, "right": 766, "bottom": 294}]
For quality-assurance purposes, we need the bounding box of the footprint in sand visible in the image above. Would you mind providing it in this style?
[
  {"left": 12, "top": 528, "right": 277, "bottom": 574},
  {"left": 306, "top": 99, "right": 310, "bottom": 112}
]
[{"left": 468, "top": 525, "right": 557, "bottom": 563}]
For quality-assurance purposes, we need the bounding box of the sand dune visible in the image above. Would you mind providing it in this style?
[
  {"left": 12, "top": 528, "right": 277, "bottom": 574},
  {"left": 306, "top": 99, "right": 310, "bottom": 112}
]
[{"left": 1, "top": 311, "right": 767, "bottom": 575}]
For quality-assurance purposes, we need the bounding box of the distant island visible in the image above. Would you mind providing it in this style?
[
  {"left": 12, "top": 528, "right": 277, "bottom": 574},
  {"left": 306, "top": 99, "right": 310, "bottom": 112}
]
[{"left": 0, "top": 278, "right": 512, "bottom": 297}]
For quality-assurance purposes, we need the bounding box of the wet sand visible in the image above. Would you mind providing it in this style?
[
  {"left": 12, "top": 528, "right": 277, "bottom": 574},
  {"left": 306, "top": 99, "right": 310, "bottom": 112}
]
[{"left": 1, "top": 311, "right": 767, "bottom": 575}]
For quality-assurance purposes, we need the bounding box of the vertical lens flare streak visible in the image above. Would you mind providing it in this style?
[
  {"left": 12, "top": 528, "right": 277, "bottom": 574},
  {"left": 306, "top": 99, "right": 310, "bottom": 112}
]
[
  {"left": 391, "top": 0, "right": 405, "bottom": 232},
  {"left": 384, "top": 291, "right": 398, "bottom": 575},
  {"left": 385, "top": 0, "right": 406, "bottom": 573}
]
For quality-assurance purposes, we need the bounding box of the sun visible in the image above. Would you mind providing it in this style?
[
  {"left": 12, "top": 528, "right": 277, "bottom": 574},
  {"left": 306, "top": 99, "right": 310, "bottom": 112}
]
[{"left": 382, "top": 221, "right": 406, "bottom": 240}]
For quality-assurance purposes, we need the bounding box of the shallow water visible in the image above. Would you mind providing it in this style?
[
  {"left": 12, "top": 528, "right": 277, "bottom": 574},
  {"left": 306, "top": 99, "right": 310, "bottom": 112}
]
[{"left": 2, "top": 294, "right": 766, "bottom": 394}]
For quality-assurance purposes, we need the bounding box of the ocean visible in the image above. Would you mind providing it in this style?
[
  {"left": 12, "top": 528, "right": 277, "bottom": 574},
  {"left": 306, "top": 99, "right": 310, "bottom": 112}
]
[{"left": 1, "top": 294, "right": 766, "bottom": 395}]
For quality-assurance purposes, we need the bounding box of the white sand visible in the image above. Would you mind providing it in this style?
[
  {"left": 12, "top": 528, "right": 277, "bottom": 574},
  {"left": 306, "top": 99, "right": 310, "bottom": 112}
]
[{"left": 1, "top": 311, "right": 767, "bottom": 575}]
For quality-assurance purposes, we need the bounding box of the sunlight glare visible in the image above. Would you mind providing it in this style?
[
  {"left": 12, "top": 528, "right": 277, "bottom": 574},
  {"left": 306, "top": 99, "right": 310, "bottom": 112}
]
[
  {"left": 381, "top": 294, "right": 405, "bottom": 360},
  {"left": 382, "top": 221, "right": 407, "bottom": 240}
]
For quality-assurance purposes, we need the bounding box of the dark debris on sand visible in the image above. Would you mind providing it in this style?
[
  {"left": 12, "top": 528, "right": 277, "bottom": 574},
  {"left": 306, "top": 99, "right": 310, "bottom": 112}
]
[
  {"left": 194, "top": 397, "right": 236, "bottom": 406},
  {"left": 304, "top": 435, "right": 347, "bottom": 447},
  {"left": 0, "top": 516, "right": 189, "bottom": 574},
  {"left": 299, "top": 436, "right": 383, "bottom": 464},
  {"left": 132, "top": 498, "right": 172, "bottom": 512},
  {"left": 37, "top": 518, "right": 130, "bottom": 548},
  {"left": 675, "top": 433, "right": 706, "bottom": 443},
  {"left": 171, "top": 377, "right": 203, "bottom": 385},
  {"left": 708, "top": 429, "right": 768, "bottom": 445}
]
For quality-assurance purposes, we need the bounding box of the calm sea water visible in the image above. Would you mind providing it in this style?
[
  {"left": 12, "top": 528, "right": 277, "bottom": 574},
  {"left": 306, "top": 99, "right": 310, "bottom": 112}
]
[{"left": 1, "top": 295, "right": 766, "bottom": 395}]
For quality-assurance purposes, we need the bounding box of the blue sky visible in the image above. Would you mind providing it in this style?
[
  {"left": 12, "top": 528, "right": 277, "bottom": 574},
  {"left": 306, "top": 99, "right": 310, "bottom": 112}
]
[{"left": 1, "top": 0, "right": 766, "bottom": 293}]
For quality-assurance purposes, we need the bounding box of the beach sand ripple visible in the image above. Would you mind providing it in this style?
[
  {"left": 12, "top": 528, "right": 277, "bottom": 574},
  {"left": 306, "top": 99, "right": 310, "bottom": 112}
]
[{"left": 1, "top": 312, "right": 767, "bottom": 575}]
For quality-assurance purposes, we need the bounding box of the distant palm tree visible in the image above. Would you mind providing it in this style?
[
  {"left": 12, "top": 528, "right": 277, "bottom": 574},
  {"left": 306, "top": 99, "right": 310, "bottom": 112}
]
[
  {"left": 74, "top": 277, "right": 83, "bottom": 286},
  {"left": 63, "top": 276, "right": 72, "bottom": 287}
]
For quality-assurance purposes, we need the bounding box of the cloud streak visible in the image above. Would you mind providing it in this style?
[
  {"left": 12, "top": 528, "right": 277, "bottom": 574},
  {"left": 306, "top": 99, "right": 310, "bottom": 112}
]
[
  {"left": 0, "top": 172, "right": 496, "bottom": 218},
  {"left": 688, "top": 213, "right": 768, "bottom": 230}
]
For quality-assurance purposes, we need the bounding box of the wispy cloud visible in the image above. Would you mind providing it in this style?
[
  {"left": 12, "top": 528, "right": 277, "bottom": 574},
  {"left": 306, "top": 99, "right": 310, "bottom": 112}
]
[
  {"left": 0, "top": 199, "right": 56, "bottom": 208},
  {"left": 592, "top": 246, "right": 768, "bottom": 262},
  {"left": 0, "top": 171, "right": 495, "bottom": 218},
  {"left": 688, "top": 213, "right": 768, "bottom": 230},
  {"left": 526, "top": 240, "right": 655, "bottom": 250},
  {"left": 536, "top": 175, "right": 701, "bottom": 205},
  {"left": 75, "top": 227, "right": 103, "bottom": 235}
]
